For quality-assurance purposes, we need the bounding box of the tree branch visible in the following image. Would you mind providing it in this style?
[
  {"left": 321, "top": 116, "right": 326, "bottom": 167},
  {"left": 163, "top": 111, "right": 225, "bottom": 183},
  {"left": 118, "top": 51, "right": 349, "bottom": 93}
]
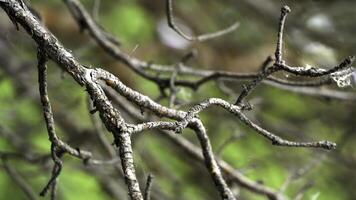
[{"left": 166, "top": 0, "right": 239, "bottom": 42}]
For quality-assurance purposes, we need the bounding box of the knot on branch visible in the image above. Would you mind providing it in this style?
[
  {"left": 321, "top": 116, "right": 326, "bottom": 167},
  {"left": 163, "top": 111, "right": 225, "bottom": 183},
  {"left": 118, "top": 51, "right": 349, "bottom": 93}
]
[
  {"left": 281, "top": 5, "right": 291, "bottom": 14},
  {"left": 174, "top": 121, "right": 187, "bottom": 134},
  {"left": 240, "top": 102, "right": 253, "bottom": 111},
  {"left": 318, "top": 141, "right": 337, "bottom": 150}
]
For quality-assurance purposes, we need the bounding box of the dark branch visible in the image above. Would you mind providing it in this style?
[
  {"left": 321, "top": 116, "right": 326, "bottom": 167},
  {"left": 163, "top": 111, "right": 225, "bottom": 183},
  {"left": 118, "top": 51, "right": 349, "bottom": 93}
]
[
  {"left": 144, "top": 174, "right": 154, "bottom": 200},
  {"left": 166, "top": 0, "right": 239, "bottom": 42},
  {"left": 275, "top": 6, "right": 291, "bottom": 64}
]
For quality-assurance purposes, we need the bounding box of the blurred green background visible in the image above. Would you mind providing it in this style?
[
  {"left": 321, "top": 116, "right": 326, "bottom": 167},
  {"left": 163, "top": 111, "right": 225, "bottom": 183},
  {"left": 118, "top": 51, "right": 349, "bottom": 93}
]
[{"left": 0, "top": 0, "right": 355, "bottom": 199}]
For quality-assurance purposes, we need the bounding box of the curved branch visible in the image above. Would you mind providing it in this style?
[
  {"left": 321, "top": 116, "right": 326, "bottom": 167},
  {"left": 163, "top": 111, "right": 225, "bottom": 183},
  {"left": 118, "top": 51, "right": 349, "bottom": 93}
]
[
  {"left": 166, "top": 0, "right": 239, "bottom": 42},
  {"left": 130, "top": 97, "right": 336, "bottom": 150},
  {"left": 61, "top": 0, "right": 345, "bottom": 98},
  {"left": 105, "top": 88, "right": 286, "bottom": 200},
  {"left": 0, "top": 1, "right": 344, "bottom": 200}
]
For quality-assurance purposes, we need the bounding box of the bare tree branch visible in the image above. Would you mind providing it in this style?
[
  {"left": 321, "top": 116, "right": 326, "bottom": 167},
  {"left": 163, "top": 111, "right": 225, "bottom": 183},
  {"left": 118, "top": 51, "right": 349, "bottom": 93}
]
[
  {"left": 62, "top": 0, "right": 349, "bottom": 100},
  {"left": 143, "top": 174, "right": 154, "bottom": 200},
  {"left": 105, "top": 90, "right": 286, "bottom": 200},
  {"left": 275, "top": 6, "right": 290, "bottom": 64},
  {"left": 1, "top": 157, "right": 38, "bottom": 200},
  {"left": 165, "top": 0, "right": 239, "bottom": 42},
  {"left": 0, "top": 1, "right": 352, "bottom": 200}
]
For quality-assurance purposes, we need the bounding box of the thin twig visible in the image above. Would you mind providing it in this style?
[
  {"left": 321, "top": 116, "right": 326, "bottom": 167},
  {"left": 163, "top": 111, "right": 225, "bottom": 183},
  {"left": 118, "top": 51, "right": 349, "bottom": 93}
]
[
  {"left": 37, "top": 46, "right": 62, "bottom": 199},
  {"left": 39, "top": 144, "right": 63, "bottom": 198},
  {"left": 169, "top": 63, "right": 181, "bottom": 108},
  {"left": 166, "top": 0, "right": 239, "bottom": 42},
  {"left": 1, "top": 158, "right": 38, "bottom": 200},
  {"left": 276, "top": 56, "right": 355, "bottom": 77},
  {"left": 144, "top": 174, "right": 154, "bottom": 200},
  {"left": 92, "top": 0, "right": 100, "bottom": 21},
  {"left": 234, "top": 56, "right": 275, "bottom": 106},
  {"left": 62, "top": 0, "right": 353, "bottom": 99},
  {"left": 105, "top": 90, "right": 285, "bottom": 200},
  {"left": 0, "top": 2, "right": 349, "bottom": 200},
  {"left": 275, "top": 6, "right": 290, "bottom": 64}
]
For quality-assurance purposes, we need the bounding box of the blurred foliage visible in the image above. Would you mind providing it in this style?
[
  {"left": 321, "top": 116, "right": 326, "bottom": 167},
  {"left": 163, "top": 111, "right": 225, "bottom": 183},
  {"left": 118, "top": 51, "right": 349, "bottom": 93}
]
[
  {"left": 60, "top": 165, "right": 110, "bottom": 200},
  {"left": 102, "top": 2, "right": 155, "bottom": 45}
]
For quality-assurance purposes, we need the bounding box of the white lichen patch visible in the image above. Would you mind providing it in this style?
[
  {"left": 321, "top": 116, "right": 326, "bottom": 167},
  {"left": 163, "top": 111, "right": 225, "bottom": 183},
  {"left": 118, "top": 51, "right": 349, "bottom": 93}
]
[{"left": 330, "top": 67, "right": 355, "bottom": 88}]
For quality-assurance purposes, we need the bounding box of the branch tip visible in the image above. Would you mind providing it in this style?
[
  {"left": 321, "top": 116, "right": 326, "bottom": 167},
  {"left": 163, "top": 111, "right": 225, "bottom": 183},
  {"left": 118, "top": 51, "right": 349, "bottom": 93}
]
[
  {"left": 282, "top": 5, "right": 291, "bottom": 14},
  {"left": 320, "top": 141, "right": 336, "bottom": 150}
]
